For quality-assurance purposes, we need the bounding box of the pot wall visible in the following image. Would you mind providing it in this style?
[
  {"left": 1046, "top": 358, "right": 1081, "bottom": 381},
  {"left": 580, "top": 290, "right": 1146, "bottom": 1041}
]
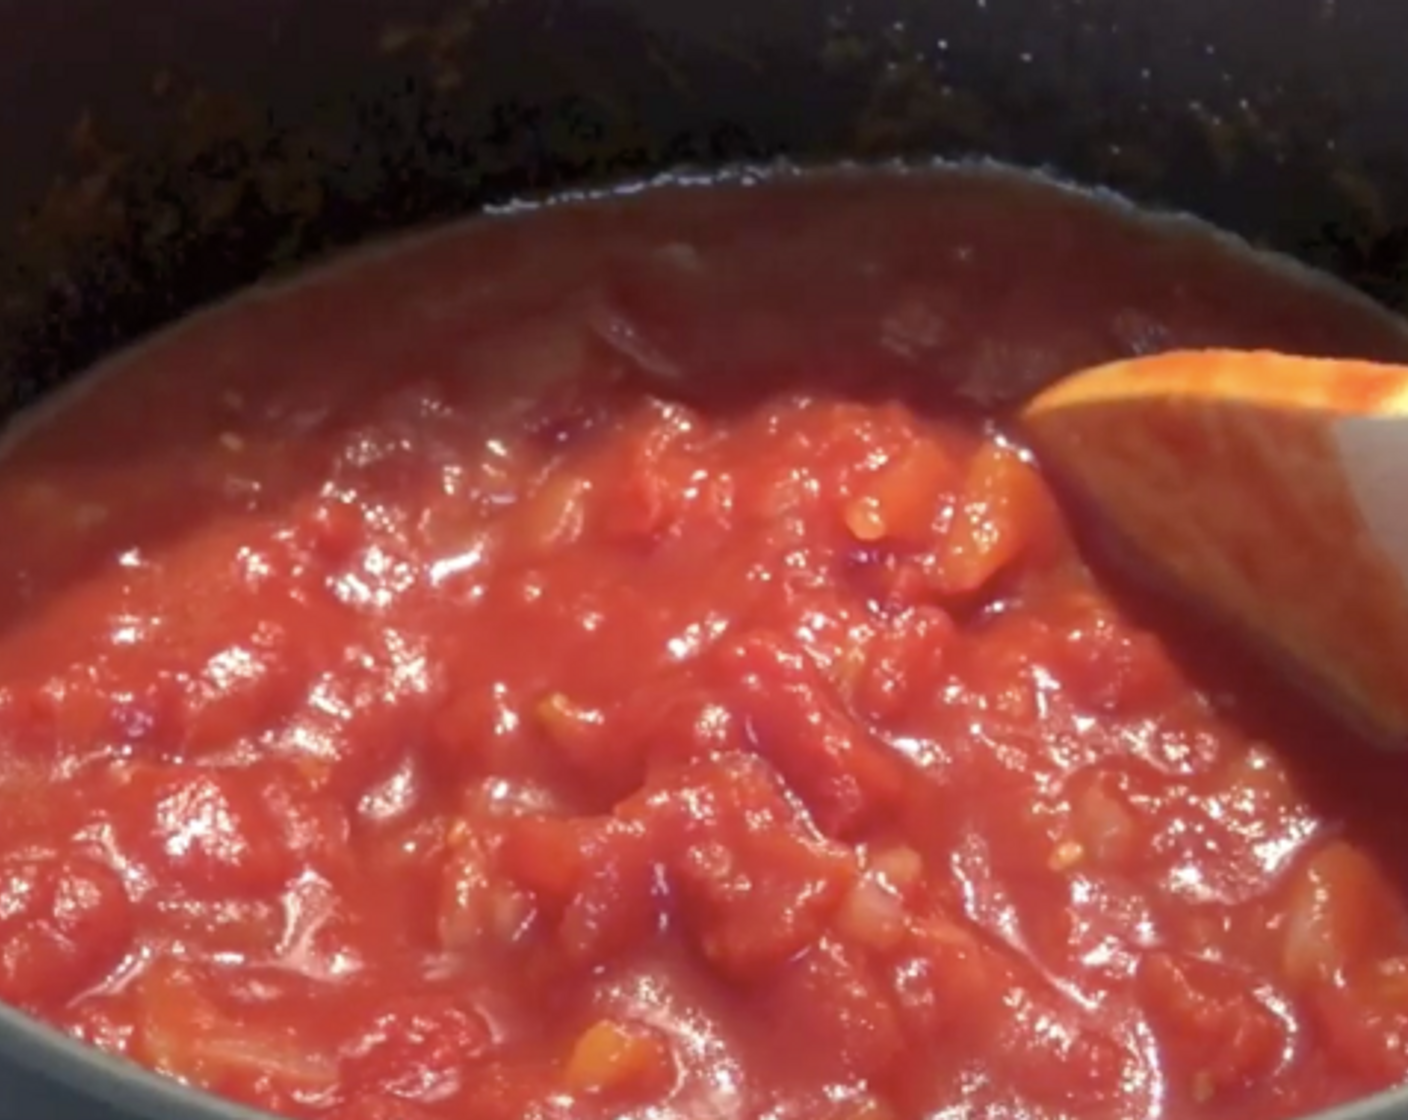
[{"left": 2, "top": 0, "right": 1407, "bottom": 413}]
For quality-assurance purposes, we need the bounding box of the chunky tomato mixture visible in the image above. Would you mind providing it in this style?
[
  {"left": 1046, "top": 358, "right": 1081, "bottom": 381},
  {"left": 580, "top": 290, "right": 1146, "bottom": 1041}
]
[{"left": 1, "top": 168, "right": 1408, "bottom": 1120}]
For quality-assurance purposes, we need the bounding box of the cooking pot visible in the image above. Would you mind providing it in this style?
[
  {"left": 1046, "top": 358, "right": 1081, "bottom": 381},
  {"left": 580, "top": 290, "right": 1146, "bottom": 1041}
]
[{"left": 0, "top": 1, "right": 1405, "bottom": 1118}]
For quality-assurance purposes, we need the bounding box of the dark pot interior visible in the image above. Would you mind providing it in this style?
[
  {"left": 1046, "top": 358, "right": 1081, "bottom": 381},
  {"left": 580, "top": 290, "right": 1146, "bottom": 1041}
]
[{"left": 0, "top": 1, "right": 1406, "bottom": 1118}]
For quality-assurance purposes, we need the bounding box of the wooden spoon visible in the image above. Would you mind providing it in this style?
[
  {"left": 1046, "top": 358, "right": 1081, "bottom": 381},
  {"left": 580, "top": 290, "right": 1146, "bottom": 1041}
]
[{"left": 1019, "top": 349, "right": 1408, "bottom": 746}]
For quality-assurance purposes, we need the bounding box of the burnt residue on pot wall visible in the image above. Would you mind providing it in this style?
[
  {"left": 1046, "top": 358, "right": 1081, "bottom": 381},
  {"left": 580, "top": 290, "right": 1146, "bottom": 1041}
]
[{"left": 1, "top": 0, "right": 1407, "bottom": 422}]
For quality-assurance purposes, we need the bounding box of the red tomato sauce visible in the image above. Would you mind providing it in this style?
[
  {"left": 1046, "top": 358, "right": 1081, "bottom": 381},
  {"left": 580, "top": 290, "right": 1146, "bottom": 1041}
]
[{"left": 0, "top": 166, "right": 1407, "bottom": 1120}]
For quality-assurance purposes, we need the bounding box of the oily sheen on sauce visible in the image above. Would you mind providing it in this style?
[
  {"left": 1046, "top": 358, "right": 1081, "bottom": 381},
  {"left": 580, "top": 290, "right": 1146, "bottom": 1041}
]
[{"left": 0, "top": 167, "right": 1406, "bottom": 1120}]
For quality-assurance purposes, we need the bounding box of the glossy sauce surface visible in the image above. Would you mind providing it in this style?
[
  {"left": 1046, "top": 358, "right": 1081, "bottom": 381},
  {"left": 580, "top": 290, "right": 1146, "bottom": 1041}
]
[{"left": 1, "top": 168, "right": 1407, "bottom": 1120}]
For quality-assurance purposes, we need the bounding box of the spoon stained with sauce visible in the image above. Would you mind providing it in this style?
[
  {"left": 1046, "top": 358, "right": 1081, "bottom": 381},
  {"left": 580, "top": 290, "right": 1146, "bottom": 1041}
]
[{"left": 1019, "top": 349, "right": 1408, "bottom": 747}]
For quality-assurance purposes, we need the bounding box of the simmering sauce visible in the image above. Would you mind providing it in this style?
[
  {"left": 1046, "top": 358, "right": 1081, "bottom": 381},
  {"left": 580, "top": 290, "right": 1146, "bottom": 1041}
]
[{"left": 0, "top": 166, "right": 1406, "bottom": 1120}]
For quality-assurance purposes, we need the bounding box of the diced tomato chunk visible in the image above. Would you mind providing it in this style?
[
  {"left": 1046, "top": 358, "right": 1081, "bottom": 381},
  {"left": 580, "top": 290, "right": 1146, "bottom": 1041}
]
[
  {"left": 624, "top": 755, "right": 856, "bottom": 979},
  {"left": 497, "top": 815, "right": 588, "bottom": 903},
  {"left": 888, "top": 919, "right": 1001, "bottom": 1039},
  {"left": 533, "top": 691, "right": 644, "bottom": 797},
  {"left": 1069, "top": 771, "right": 1141, "bottom": 869},
  {"left": 275, "top": 627, "right": 444, "bottom": 801},
  {"left": 757, "top": 939, "right": 903, "bottom": 1081},
  {"left": 849, "top": 607, "right": 955, "bottom": 726},
  {"left": 437, "top": 827, "right": 536, "bottom": 955},
  {"left": 99, "top": 761, "right": 346, "bottom": 899},
  {"left": 1138, "top": 952, "right": 1289, "bottom": 1101},
  {"left": 600, "top": 401, "right": 705, "bottom": 545},
  {"left": 563, "top": 1017, "right": 674, "bottom": 1100},
  {"left": 341, "top": 994, "right": 493, "bottom": 1103},
  {"left": 1282, "top": 841, "right": 1408, "bottom": 990},
  {"left": 1312, "top": 959, "right": 1408, "bottom": 1085},
  {"left": 1052, "top": 600, "right": 1184, "bottom": 716},
  {"left": 937, "top": 441, "right": 1053, "bottom": 596},
  {"left": 133, "top": 961, "right": 340, "bottom": 1103},
  {"left": 0, "top": 849, "right": 133, "bottom": 1011},
  {"left": 843, "top": 439, "right": 958, "bottom": 546},
  {"left": 711, "top": 631, "right": 908, "bottom": 837},
  {"left": 556, "top": 821, "right": 660, "bottom": 966},
  {"left": 989, "top": 987, "right": 1144, "bottom": 1113}
]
